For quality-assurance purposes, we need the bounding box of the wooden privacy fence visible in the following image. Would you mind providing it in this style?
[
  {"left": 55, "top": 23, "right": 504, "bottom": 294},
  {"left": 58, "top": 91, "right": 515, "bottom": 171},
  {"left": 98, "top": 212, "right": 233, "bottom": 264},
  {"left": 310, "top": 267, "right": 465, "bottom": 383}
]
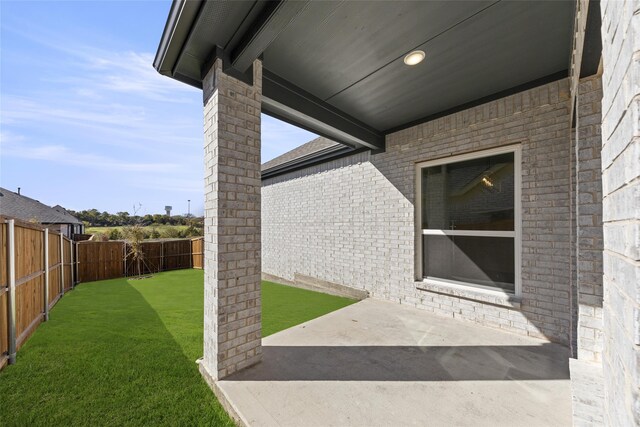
[
  {"left": 0, "top": 217, "right": 75, "bottom": 371},
  {"left": 0, "top": 216, "right": 205, "bottom": 370},
  {"left": 191, "top": 237, "right": 204, "bottom": 269},
  {"left": 76, "top": 238, "right": 204, "bottom": 282}
]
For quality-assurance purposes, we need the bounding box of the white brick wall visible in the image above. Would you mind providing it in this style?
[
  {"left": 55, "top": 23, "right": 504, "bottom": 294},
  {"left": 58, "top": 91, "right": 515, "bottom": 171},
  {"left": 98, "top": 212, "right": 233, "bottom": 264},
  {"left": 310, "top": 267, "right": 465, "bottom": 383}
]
[
  {"left": 263, "top": 79, "right": 574, "bottom": 344},
  {"left": 600, "top": 0, "right": 640, "bottom": 425}
]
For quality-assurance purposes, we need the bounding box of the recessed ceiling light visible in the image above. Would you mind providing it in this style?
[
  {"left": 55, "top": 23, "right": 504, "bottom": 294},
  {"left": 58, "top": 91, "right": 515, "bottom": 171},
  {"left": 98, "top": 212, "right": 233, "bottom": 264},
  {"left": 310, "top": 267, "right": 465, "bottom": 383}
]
[{"left": 404, "top": 50, "right": 425, "bottom": 66}]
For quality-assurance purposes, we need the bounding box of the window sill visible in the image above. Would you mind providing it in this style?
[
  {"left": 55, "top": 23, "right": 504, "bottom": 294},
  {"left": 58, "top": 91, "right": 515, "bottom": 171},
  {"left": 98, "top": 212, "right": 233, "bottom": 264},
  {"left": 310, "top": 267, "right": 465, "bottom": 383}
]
[{"left": 416, "top": 279, "right": 522, "bottom": 309}]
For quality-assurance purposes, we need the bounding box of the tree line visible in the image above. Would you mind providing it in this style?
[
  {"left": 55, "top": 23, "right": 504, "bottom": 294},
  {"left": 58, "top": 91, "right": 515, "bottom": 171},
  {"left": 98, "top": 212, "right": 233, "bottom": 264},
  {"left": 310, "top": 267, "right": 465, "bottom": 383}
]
[{"left": 69, "top": 209, "right": 203, "bottom": 228}]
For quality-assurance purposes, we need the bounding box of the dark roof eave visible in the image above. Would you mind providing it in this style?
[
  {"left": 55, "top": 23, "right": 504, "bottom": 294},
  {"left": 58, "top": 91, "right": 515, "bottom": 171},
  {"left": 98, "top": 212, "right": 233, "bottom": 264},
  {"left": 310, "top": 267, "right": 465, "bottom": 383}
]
[
  {"left": 153, "top": 0, "right": 203, "bottom": 78},
  {"left": 41, "top": 221, "right": 83, "bottom": 226},
  {"left": 261, "top": 144, "right": 365, "bottom": 180}
]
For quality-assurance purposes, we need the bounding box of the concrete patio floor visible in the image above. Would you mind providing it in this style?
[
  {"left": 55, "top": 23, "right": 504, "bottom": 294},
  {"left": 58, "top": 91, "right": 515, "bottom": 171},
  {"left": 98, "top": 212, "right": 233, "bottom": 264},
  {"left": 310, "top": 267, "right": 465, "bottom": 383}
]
[{"left": 215, "top": 299, "right": 571, "bottom": 427}]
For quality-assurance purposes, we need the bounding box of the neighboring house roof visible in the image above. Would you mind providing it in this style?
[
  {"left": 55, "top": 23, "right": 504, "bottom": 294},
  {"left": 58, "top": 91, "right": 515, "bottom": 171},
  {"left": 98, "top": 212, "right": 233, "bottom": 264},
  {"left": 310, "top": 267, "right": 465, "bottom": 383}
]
[
  {"left": 261, "top": 137, "right": 359, "bottom": 179},
  {"left": 261, "top": 137, "right": 341, "bottom": 171},
  {"left": 0, "top": 188, "right": 82, "bottom": 225}
]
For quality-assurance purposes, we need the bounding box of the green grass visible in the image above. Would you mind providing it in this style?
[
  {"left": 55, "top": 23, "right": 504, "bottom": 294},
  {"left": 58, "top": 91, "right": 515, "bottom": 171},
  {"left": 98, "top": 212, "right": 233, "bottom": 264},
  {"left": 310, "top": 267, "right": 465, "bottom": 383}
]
[
  {"left": 261, "top": 280, "right": 356, "bottom": 336},
  {"left": 0, "top": 269, "right": 356, "bottom": 426}
]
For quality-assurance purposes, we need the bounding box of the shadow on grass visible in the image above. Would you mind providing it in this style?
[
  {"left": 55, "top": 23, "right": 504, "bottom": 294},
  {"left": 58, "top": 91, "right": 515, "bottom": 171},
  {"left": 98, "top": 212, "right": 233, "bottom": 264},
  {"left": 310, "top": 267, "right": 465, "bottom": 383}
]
[{"left": 0, "top": 274, "right": 232, "bottom": 427}]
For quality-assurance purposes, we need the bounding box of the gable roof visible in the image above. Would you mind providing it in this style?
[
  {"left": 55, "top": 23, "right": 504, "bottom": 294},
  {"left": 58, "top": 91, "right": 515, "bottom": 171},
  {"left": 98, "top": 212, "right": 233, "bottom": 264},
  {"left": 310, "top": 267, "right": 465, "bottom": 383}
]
[
  {"left": 0, "top": 188, "right": 82, "bottom": 225},
  {"left": 261, "top": 137, "right": 341, "bottom": 171}
]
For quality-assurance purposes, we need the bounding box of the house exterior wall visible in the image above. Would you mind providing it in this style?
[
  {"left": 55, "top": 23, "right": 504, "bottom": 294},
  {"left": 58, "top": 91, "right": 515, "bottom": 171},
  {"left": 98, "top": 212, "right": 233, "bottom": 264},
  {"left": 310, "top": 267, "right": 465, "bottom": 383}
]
[
  {"left": 600, "top": 0, "right": 640, "bottom": 425},
  {"left": 263, "top": 79, "right": 573, "bottom": 344},
  {"left": 45, "top": 223, "right": 70, "bottom": 238}
]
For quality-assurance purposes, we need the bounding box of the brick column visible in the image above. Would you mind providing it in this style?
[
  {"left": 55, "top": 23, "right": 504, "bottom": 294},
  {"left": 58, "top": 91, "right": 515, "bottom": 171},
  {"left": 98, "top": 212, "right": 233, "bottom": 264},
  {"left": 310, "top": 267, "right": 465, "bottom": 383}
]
[
  {"left": 575, "top": 75, "right": 604, "bottom": 363},
  {"left": 600, "top": 1, "right": 640, "bottom": 425},
  {"left": 569, "top": 75, "right": 606, "bottom": 426},
  {"left": 200, "top": 59, "right": 262, "bottom": 381}
]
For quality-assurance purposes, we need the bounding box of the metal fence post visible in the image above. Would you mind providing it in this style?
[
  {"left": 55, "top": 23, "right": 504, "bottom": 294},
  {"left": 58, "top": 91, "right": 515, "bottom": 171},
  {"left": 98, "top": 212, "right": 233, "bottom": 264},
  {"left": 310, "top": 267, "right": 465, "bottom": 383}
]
[
  {"left": 44, "top": 229, "right": 49, "bottom": 321},
  {"left": 60, "top": 234, "right": 65, "bottom": 296},
  {"left": 7, "top": 219, "right": 17, "bottom": 364}
]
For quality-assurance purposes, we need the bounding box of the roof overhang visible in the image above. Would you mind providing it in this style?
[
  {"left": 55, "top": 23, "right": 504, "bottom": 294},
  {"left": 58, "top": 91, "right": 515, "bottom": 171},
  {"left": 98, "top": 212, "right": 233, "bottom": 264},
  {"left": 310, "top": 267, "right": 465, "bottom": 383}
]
[{"left": 155, "top": 0, "right": 579, "bottom": 151}]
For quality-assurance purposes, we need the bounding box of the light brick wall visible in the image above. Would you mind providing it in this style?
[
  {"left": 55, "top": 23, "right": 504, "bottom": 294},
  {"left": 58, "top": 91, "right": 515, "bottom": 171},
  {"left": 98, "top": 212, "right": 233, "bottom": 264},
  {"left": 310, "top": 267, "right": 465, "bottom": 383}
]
[
  {"left": 600, "top": 0, "right": 640, "bottom": 425},
  {"left": 202, "top": 59, "right": 262, "bottom": 380},
  {"left": 570, "top": 126, "right": 578, "bottom": 356},
  {"left": 576, "top": 75, "right": 605, "bottom": 363},
  {"left": 263, "top": 79, "right": 573, "bottom": 343}
]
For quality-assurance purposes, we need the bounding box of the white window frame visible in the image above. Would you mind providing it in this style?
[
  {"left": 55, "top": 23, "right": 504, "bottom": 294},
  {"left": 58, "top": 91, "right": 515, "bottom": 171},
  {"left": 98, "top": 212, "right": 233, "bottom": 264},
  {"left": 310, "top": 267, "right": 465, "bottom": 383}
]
[{"left": 414, "top": 145, "right": 522, "bottom": 297}]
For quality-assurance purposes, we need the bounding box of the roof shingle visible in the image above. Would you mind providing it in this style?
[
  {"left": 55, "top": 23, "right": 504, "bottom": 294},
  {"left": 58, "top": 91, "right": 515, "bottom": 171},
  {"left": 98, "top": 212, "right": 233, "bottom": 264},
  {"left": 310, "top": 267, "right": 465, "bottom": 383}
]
[
  {"left": 0, "top": 188, "right": 82, "bottom": 224},
  {"left": 261, "top": 137, "right": 341, "bottom": 171}
]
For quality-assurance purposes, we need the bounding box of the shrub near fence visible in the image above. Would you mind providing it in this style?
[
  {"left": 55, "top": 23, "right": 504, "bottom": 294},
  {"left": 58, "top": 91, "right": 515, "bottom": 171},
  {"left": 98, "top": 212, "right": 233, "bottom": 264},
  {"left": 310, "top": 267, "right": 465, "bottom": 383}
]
[
  {"left": 124, "top": 240, "right": 193, "bottom": 276},
  {"left": 0, "top": 215, "right": 204, "bottom": 370}
]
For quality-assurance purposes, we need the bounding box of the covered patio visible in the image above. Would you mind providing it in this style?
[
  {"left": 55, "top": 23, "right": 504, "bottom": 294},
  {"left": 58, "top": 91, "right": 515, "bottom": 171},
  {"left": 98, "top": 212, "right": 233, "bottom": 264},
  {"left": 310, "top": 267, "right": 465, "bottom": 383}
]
[
  {"left": 213, "top": 299, "right": 571, "bottom": 426},
  {"left": 153, "top": 0, "right": 639, "bottom": 425}
]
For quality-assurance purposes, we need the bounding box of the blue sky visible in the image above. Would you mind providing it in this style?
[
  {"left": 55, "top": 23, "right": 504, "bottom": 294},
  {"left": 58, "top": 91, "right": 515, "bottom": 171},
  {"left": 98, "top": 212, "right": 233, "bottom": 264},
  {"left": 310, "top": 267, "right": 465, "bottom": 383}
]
[{"left": 0, "top": 1, "right": 315, "bottom": 216}]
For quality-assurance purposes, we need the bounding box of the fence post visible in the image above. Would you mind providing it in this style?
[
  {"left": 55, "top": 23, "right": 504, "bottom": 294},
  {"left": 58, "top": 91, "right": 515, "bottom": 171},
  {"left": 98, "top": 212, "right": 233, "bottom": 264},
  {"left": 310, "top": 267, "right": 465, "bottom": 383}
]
[
  {"left": 44, "top": 229, "right": 49, "bottom": 321},
  {"left": 60, "top": 234, "right": 64, "bottom": 296},
  {"left": 6, "top": 219, "right": 17, "bottom": 364},
  {"left": 70, "top": 241, "right": 75, "bottom": 289},
  {"left": 75, "top": 243, "right": 79, "bottom": 285}
]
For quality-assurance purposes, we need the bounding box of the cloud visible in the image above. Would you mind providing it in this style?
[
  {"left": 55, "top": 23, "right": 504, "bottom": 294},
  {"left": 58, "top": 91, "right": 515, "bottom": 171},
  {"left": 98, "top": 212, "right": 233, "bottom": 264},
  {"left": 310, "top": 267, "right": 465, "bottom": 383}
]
[
  {"left": 1, "top": 137, "right": 179, "bottom": 173},
  {"left": 1, "top": 94, "right": 201, "bottom": 151},
  {"left": 86, "top": 51, "right": 197, "bottom": 102},
  {"left": 0, "top": 130, "right": 26, "bottom": 144},
  {"left": 45, "top": 50, "right": 197, "bottom": 103},
  {"left": 3, "top": 22, "right": 197, "bottom": 103}
]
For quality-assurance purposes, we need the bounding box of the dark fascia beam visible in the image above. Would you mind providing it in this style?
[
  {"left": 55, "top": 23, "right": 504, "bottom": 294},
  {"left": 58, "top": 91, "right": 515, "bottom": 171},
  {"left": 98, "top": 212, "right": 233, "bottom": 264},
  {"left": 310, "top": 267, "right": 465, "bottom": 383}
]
[
  {"left": 261, "top": 144, "right": 364, "bottom": 180},
  {"left": 231, "top": 0, "right": 310, "bottom": 73},
  {"left": 153, "top": 0, "right": 204, "bottom": 76},
  {"left": 201, "top": 46, "right": 255, "bottom": 87},
  {"left": 580, "top": 0, "right": 602, "bottom": 78},
  {"left": 262, "top": 70, "right": 385, "bottom": 151},
  {"left": 173, "top": 71, "right": 204, "bottom": 90}
]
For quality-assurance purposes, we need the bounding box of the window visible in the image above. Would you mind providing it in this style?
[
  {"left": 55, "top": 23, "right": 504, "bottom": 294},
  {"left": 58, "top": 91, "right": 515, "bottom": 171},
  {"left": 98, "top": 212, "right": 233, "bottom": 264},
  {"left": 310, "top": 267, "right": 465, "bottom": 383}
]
[{"left": 416, "top": 146, "right": 521, "bottom": 295}]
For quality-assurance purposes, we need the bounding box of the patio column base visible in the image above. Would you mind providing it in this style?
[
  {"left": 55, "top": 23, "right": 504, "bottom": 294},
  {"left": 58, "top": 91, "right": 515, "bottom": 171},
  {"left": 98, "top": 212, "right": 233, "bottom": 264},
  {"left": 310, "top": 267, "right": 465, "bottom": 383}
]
[
  {"left": 198, "top": 360, "right": 250, "bottom": 427},
  {"left": 201, "top": 58, "right": 263, "bottom": 381}
]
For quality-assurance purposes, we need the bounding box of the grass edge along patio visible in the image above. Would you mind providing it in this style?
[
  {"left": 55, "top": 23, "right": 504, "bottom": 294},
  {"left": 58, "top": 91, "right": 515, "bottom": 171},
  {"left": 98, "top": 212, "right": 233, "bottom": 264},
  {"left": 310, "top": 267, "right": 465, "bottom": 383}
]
[{"left": 0, "top": 269, "right": 356, "bottom": 426}]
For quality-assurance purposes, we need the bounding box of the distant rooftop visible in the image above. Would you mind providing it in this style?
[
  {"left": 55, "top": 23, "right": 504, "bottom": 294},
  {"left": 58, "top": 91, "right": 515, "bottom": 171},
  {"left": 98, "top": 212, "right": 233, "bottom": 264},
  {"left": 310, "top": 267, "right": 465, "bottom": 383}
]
[
  {"left": 261, "top": 137, "right": 342, "bottom": 172},
  {"left": 0, "top": 187, "right": 82, "bottom": 225}
]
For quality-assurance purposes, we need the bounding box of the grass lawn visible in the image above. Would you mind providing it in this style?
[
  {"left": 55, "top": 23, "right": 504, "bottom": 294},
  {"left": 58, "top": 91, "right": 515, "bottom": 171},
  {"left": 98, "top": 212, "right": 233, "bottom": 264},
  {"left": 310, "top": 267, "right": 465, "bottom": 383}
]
[{"left": 0, "top": 269, "right": 356, "bottom": 426}]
